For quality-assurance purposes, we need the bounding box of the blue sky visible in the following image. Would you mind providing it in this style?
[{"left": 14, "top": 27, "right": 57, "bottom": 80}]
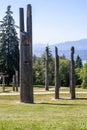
[{"left": 0, "top": 0, "right": 87, "bottom": 44}]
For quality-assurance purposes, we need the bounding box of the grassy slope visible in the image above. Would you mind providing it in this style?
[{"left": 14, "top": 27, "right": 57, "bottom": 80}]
[{"left": 0, "top": 89, "right": 87, "bottom": 130}]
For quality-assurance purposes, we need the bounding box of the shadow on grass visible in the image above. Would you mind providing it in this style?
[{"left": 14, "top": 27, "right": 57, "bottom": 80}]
[
  {"left": 76, "top": 98, "right": 87, "bottom": 100},
  {"left": 34, "top": 85, "right": 45, "bottom": 88},
  {"left": 59, "top": 97, "right": 87, "bottom": 100},
  {"left": 36, "top": 97, "right": 87, "bottom": 106},
  {"left": 38, "top": 102, "right": 87, "bottom": 106}
]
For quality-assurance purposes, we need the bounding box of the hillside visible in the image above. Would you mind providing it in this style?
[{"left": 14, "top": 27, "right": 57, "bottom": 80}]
[{"left": 33, "top": 39, "right": 87, "bottom": 61}]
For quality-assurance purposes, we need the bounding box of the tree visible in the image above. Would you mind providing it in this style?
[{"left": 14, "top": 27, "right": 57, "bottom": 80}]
[
  {"left": 59, "top": 58, "right": 70, "bottom": 87},
  {"left": 0, "top": 5, "right": 19, "bottom": 84},
  {"left": 45, "top": 46, "right": 55, "bottom": 86},
  {"left": 80, "top": 63, "right": 87, "bottom": 88},
  {"left": 33, "top": 47, "right": 55, "bottom": 86},
  {"left": 33, "top": 55, "right": 45, "bottom": 85},
  {"left": 75, "top": 55, "right": 83, "bottom": 85},
  {"left": 75, "top": 55, "right": 83, "bottom": 68}
]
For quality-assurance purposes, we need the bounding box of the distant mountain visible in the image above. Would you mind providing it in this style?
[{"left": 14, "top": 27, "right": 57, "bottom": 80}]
[
  {"left": 33, "top": 39, "right": 87, "bottom": 62},
  {"left": 53, "top": 39, "right": 87, "bottom": 50},
  {"left": 33, "top": 43, "right": 46, "bottom": 56}
]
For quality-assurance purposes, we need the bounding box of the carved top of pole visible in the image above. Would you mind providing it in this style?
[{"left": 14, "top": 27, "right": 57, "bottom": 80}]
[
  {"left": 71, "top": 46, "right": 74, "bottom": 55},
  {"left": 19, "top": 8, "right": 24, "bottom": 32},
  {"left": 19, "top": 4, "right": 32, "bottom": 46},
  {"left": 27, "top": 4, "right": 32, "bottom": 16},
  {"left": 55, "top": 46, "right": 58, "bottom": 55},
  {"left": 46, "top": 46, "right": 48, "bottom": 51},
  {"left": 46, "top": 47, "right": 49, "bottom": 60},
  {"left": 27, "top": 4, "right": 32, "bottom": 37}
]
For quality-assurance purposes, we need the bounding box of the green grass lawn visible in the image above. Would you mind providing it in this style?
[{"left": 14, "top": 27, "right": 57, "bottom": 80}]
[
  {"left": 0, "top": 88, "right": 87, "bottom": 130},
  {"left": 0, "top": 85, "right": 87, "bottom": 93}
]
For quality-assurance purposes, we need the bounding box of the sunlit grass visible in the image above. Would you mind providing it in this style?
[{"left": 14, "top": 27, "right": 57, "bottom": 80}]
[
  {"left": 34, "top": 86, "right": 87, "bottom": 94},
  {"left": 0, "top": 89, "right": 87, "bottom": 129},
  {"left": 0, "top": 85, "right": 87, "bottom": 93}
]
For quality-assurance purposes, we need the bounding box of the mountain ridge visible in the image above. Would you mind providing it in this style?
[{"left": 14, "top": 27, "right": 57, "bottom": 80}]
[{"left": 33, "top": 39, "right": 87, "bottom": 61}]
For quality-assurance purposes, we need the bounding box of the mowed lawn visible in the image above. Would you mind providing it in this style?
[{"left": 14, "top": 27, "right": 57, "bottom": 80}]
[{"left": 0, "top": 87, "right": 87, "bottom": 130}]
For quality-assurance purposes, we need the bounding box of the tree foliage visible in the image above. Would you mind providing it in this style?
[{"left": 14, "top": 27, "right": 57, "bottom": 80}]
[
  {"left": 33, "top": 50, "right": 84, "bottom": 87},
  {"left": 75, "top": 55, "right": 83, "bottom": 85},
  {"left": 0, "top": 5, "right": 19, "bottom": 83},
  {"left": 80, "top": 63, "right": 87, "bottom": 88},
  {"left": 33, "top": 49, "right": 70, "bottom": 87},
  {"left": 75, "top": 55, "right": 83, "bottom": 68},
  {"left": 33, "top": 47, "right": 55, "bottom": 85},
  {"left": 59, "top": 58, "right": 70, "bottom": 87},
  {"left": 33, "top": 55, "right": 45, "bottom": 85}
]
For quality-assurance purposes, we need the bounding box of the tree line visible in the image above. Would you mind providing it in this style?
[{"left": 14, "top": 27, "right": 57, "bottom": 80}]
[{"left": 33, "top": 49, "right": 83, "bottom": 88}]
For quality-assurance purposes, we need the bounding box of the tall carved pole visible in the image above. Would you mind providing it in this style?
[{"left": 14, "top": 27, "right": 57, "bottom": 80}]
[
  {"left": 55, "top": 47, "right": 60, "bottom": 99},
  {"left": 15, "top": 71, "right": 18, "bottom": 92},
  {"left": 19, "top": 4, "right": 34, "bottom": 103},
  {"left": 12, "top": 75, "right": 15, "bottom": 91},
  {"left": 70, "top": 46, "right": 75, "bottom": 99},
  {"left": 2, "top": 76, "right": 5, "bottom": 92},
  {"left": 45, "top": 47, "right": 49, "bottom": 91}
]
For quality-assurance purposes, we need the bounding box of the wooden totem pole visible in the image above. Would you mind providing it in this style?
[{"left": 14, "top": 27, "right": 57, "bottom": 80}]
[
  {"left": 55, "top": 47, "right": 60, "bottom": 99},
  {"left": 45, "top": 47, "right": 49, "bottom": 91},
  {"left": 2, "top": 76, "right": 5, "bottom": 92},
  {"left": 15, "top": 71, "right": 18, "bottom": 92},
  {"left": 12, "top": 75, "right": 15, "bottom": 91},
  {"left": 70, "top": 46, "right": 76, "bottom": 99},
  {"left": 19, "top": 4, "right": 34, "bottom": 103},
  {"left": 12, "top": 71, "right": 18, "bottom": 92}
]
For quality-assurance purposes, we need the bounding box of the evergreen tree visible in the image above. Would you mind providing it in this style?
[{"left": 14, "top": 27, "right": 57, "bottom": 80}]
[
  {"left": 0, "top": 5, "right": 19, "bottom": 84},
  {"left": 33, "top": 47, "right": 55, "bottom": 86},
  {"left": 59, "top": 58, "right": 70, "bottom": 87},
  {"left": 33, "top": 55, "right": 44, "bottom": 85},
  {"left": 75, "top": 55, "right": 83, "bottom": 68},
  {"left": 75, "top": 55, "right": 83, "bottom": 85},
  {"left": 80, "top": 63, "right": 87, "bottom": 88}
]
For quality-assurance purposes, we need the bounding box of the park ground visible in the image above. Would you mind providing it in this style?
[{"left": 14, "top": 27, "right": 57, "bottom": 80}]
[{"left": 0, "top": 86, "right": 87, "bottom": 130}]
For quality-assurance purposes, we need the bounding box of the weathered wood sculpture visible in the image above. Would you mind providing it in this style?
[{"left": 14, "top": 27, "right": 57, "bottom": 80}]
[
  {"left": 55, "top": 47, "right": 60, "bottom": 99},
  {"left": 19, "top": 4, "right": 34, "bottom": 103},
  {"left": 70, "top": 46, "right": 76, "bottom": 99},
  {"left": 0, "top": 73, "right": 8, "bottom": 92},
  {"left": 2, "top": 76, "right": 5, "bottom": 92},
  {"left": 12, "top": 75, "right": 15, "bottom": 91},
  {"left": 45, "top": 47, "right": 49, "bottom": 91},
  {"left": 15, "top": 71, "right": 18, "bottom": 92}
]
